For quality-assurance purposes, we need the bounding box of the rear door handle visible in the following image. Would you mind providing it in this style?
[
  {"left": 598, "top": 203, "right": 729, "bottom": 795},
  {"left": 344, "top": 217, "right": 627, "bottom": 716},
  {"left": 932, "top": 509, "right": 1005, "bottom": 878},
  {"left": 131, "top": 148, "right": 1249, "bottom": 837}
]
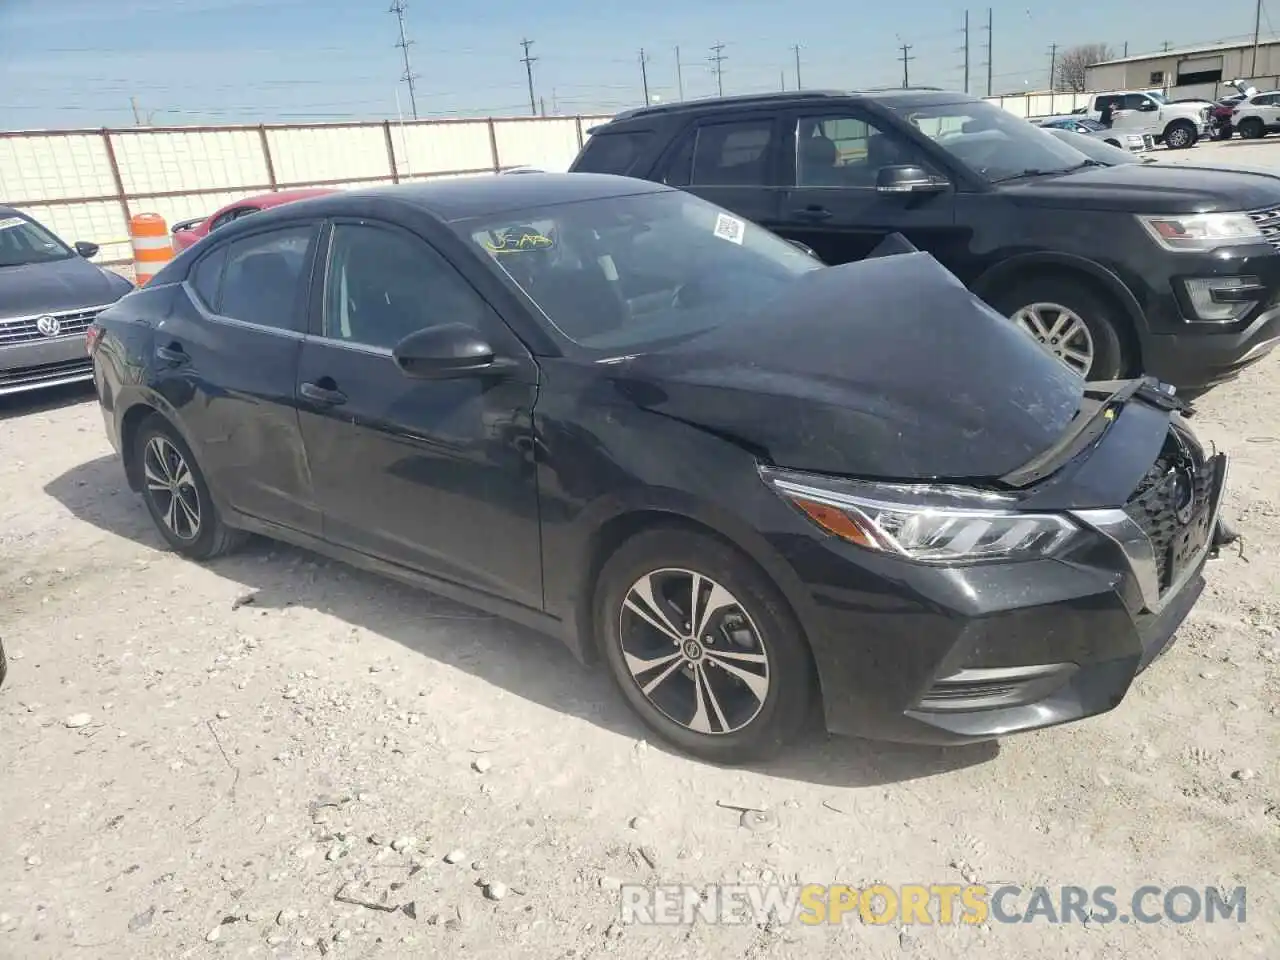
[
  {"left": 155, "top": 344, "right": 189, "bottom": 366},
  {"left": 300, "top": 380, "right": 347, "bottom": 406},
  {"left": 792, "top": 206, "right": 833, "bottom": 221}
]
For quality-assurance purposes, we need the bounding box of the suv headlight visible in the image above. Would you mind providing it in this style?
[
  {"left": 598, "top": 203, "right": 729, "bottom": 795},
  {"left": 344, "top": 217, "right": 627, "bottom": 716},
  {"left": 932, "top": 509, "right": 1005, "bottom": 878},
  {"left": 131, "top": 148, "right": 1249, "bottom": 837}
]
[
  {"left": 1137, "top": 212, "right": 1263, "bottom": 251},
  {"left": 761, "top": 467, "right": 1079, "bottom": 563}
]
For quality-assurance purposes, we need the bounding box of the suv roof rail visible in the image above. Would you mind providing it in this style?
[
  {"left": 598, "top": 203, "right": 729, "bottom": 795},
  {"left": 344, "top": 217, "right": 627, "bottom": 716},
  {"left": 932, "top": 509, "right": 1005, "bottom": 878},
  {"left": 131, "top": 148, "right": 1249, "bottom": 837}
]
[{"left": 610, "top": 90, "right": 850, "bottom": 121}]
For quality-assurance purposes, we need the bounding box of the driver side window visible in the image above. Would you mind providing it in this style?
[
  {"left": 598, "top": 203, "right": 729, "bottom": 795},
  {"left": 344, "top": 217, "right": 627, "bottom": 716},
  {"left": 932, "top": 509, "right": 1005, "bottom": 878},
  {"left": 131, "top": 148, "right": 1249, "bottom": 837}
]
[{"left": 794, "top": 114, "right": 928, "bottom": 188}]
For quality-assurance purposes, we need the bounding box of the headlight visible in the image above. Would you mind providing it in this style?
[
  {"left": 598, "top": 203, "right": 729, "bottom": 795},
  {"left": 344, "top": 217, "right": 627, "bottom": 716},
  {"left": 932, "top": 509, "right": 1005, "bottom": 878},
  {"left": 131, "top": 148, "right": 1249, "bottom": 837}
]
[
  {"left": 761, "top": 467, "right": 1079, "bottom": 563},
  {"left": 1137, "top": 212, "right": 1263, "bottom": 252}
]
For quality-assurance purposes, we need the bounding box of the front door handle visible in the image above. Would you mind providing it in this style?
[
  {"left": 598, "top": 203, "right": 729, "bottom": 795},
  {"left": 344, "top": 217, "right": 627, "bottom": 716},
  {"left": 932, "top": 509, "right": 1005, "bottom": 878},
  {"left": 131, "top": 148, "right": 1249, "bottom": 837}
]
[
  {"left": 155, "top": 343, "right": 189, "bottom": 366},
  {"left": 792, "top": 206, "right": 833, "bottom": 221},
  {"left": 300, "top": 380, "right": 347, "bottom": 406}
]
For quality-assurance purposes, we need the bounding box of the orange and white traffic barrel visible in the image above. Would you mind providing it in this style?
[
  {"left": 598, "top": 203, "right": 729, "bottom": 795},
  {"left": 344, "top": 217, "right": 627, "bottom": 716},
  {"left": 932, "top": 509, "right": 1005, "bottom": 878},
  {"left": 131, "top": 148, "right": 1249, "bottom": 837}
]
[{"left": 129, "top": 213, "right": 173, "bottom": 286}]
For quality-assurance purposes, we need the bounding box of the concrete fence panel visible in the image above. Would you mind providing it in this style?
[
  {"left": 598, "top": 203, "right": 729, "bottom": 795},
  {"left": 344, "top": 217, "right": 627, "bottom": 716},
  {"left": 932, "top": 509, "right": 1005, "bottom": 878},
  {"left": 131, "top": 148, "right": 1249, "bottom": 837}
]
[
  {"left": 393, "top": 120, "right": 494, "bottom": 177},
  {"left": 266, "top": 125, "right": 389, "bottom": 186},
  {"left": 493, "top": 117, "right": 582, "bottom": 172},
  {"left": 0, "top": 132, "right": 117, "bottom": 203},
  {"left": 111, "top": 128, "right": 267, "bottom": 196}
]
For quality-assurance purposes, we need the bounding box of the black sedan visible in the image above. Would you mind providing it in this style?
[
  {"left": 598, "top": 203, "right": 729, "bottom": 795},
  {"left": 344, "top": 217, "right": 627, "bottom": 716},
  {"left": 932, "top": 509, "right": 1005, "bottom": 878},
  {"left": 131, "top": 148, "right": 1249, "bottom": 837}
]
[{"left": 89, "top": 173, "right": 1228, "bottom": 763}]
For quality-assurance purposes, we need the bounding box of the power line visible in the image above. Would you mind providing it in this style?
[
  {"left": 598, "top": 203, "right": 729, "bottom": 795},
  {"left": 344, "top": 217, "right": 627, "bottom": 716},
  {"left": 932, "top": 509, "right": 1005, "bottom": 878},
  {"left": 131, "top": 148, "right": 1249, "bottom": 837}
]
[
  {"left": 792, "top": 44, "right": 803, "bottom": 89},
  {"left": 1048, "top": 41, "right": 1057, "bottom": 91},
  {"left": 899, "top": 43, "right": 914, "bottom": 88},
  {"left": 388, "top": 0, "right": 419, "bottom": 121},
  {"left": 639, "top": 48, "right": 650, "bottom": 104},
  {"left": 982, "top": 7, "right": 993, "bottom": 97},
  {"left": 519, "top": 38, "right": 538, "bottom": 117},
  {"left": 709, "top": 42, "right": 727, "bottom": 96}
]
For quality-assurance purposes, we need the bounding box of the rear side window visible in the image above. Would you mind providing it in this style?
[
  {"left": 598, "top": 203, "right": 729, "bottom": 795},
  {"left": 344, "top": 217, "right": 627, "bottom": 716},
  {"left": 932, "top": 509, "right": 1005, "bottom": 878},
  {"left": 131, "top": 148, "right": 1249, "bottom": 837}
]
[
  {"left": 573, "top": 130, "right": 653, "bottom": 174},
  {"left": 190, "top": 245, "right": 227, "bottom": 310},
  {"left": 218, "top": 226, "right": 314, "bottom": 332},
  {"left": 663, "top": 119, "right": 776, "bottom": 188}
]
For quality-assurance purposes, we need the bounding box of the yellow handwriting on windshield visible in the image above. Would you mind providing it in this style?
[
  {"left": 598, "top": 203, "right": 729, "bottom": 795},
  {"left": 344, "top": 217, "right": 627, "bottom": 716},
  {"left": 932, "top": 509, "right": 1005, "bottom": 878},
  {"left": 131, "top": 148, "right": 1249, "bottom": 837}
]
[{"left": 484, "top": 232, "right": 554, "bottom": 254}]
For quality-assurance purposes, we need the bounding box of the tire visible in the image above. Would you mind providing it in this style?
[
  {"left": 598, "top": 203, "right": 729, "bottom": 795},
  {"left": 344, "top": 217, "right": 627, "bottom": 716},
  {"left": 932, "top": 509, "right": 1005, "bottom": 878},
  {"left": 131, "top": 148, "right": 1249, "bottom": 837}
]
[
  {"left": 990, "top": 276, "right": 1129, "bottom": 382},
  {"left": 1162, "top": 120, "right": 1197, "bottom": 149},
  {"left": 134, "top": 414, "right": 243, "bottom": 561},
  {"left": 594, "top": 527, "right": 815, "bottom": 764},
  {"left": 1239, "top": 118, "right": 1265, "bottom": 139},
  {"left": 0, "top": 639, "right": 7, "bottom": 690}
]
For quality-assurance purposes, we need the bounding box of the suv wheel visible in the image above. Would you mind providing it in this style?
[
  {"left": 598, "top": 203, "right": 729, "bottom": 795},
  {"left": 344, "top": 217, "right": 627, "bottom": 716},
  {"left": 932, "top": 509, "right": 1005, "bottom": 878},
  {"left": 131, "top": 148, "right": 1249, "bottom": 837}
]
[
  {"left": 594, "top": 528, "right": 815, "bottom": 764},
  {"left": 1239, "top": 117, "right": 1265, "bottom": 139},
  {"left": 991, "top": 278, "right": 1128, "bottom": 381},
  {"left": 1163, "top": 120, "right": 1197, "bottom": 149}
]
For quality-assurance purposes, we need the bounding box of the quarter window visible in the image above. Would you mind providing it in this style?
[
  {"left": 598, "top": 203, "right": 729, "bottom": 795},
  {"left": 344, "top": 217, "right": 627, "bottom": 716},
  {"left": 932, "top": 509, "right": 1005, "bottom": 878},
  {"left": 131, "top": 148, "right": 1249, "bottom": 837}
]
[
  {"left": 574, "top": 130, "right": 654, "bottom": 174},
  {"left": 323, "top": 224, "right": 491, "bottom": 351},
  {"left": 189, "top": 245, "right": 227, "bottom": 310},
  {"left": 217, "top": 226, "right": 314, "bottom": 331}
]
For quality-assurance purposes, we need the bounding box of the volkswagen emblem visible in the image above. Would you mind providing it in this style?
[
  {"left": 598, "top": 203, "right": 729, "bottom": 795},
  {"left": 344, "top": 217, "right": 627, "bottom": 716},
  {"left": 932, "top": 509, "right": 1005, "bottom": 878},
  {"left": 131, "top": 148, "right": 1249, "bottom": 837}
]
[
  {"left": 1171, "top": 466, "right": 1196, "bottom": 526},
  {"left": 35, "top": 315, "right": 62, "bottom": 338}
]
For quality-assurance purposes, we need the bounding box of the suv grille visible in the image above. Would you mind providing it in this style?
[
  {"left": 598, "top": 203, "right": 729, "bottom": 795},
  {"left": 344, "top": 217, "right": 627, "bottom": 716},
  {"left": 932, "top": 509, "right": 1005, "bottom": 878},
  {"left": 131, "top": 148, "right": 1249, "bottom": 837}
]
[
  {"left": 1247, "top": 207, "right": 1280, "bottom": 250},
  {"left": 0, "top": 307, "right": 103, "bottom": 346},
  {"left": 1123, "top": 426, "right": 1214, "bottom": 593}
]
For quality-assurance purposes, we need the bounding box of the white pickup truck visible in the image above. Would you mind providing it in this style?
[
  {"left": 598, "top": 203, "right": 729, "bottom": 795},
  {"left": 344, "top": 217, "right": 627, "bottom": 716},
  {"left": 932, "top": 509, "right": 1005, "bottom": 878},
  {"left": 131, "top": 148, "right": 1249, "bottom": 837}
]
[{"left": 1081, "top": 90, "right": 1210, "bottom": 149}]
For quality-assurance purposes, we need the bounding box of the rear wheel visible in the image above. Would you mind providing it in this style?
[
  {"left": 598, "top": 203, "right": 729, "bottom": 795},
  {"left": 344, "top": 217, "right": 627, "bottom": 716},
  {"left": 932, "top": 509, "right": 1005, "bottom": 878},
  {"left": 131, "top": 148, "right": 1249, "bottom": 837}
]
[
  {"left": 1163, "top": 120, "right": 1197, "bottom": 149},
  {"left": 134, "top": 415, "right": 243, "bottom": 560},
  {"left": 1239, "top": 117, "right": 1265, "bottom": 139},
  {"left": 594, "top": 528, "right": 815, "bottom": 764},
  {"left": 990, "top": 277, "right": 1129, "bottom": 381}
]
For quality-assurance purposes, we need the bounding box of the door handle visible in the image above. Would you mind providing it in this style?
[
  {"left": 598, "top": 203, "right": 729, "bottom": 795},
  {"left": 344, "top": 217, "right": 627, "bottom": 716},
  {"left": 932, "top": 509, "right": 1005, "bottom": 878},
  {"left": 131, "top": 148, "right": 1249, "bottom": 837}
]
[
  {"left": 792, "top": 206, "right": 833, "bottom": 221},
  {"left": 155, "top": 343, "right": 189, "bottom": 366},
  {"left": 300, "top": 380, "right": 347, "bottom": 406}
]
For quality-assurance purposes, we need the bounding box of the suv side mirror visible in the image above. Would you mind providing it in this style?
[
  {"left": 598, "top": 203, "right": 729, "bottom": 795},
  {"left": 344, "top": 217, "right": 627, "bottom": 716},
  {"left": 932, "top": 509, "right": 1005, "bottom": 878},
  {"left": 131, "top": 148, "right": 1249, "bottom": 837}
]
[
  {"left": 393, "top": 323, "right": 509, "bottom": 380},
  {"left": 74, "top": 240, "right": 99, "bottom": 259},
  {"left": 876, "top": 165, "right": 947, "bottom": 194}
]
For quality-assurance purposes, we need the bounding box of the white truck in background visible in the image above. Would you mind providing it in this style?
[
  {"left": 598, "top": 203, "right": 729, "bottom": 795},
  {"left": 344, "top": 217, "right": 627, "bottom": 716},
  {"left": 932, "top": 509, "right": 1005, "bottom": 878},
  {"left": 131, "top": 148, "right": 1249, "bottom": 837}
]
[{"left": 1079, "top": 90, "right": 1211, "bottom": 149}]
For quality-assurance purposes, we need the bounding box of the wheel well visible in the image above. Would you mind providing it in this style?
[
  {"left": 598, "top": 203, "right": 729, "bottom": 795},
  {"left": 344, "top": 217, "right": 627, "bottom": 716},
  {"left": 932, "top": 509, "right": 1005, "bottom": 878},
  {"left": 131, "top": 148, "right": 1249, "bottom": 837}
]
[
  {"left": 119, "top": 403, "right": 160, "bottom": 492},
  {"left": 1164, "top": 118, "right": 1195, "bottom": 133},
  {"left": 993, "top": 265, "right": 1143, "bottom": 376},
  {"left": 575, "top": 510, "right": 820, "bottom": 702},
  {"left": 1104, "top": 138, "right": 1121, "bottom": 147}
]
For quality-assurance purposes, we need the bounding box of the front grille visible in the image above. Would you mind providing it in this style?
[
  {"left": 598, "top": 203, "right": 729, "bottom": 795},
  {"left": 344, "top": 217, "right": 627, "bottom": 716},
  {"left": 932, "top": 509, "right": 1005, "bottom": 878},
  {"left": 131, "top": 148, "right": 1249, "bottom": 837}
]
[
  {"left": 0, "top": 307, "right": 103, "bottom": 346},
  {"left": 0, "top": 357, "right": 93, "bottom": 391},
  {"left": 1123, "top": 427, "right": 1214, "bottom": 593},
  {"left": 1247, "top": 206, "right": 1280, "bottom": 251}
]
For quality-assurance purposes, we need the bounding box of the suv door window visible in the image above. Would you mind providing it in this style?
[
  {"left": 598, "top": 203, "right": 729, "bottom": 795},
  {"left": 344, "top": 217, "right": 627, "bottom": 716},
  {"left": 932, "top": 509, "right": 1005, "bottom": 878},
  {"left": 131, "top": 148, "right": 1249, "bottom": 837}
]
[
  {"left": 662, "top": 119, "right": 776, "bottom": 187},
  {"left": 323, "top": 223, "right": 494, "bottom": 351},
  {"left": 573, "top": 130, "right": 653, "bottom": 174},
  {"left": 796, "top": 113, "right": 932, "bottom": 188},
  {"left": 218, "top": 226, "right": 315, "bottom": 331}
]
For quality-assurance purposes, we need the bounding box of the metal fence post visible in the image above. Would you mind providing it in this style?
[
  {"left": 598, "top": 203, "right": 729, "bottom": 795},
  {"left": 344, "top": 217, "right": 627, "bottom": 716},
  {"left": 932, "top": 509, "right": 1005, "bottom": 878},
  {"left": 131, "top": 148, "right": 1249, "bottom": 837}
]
[
  {"left": 574, "top": 116, "right": 584, "bottom": 149},
  {"left": 383, "top": 120, "right": 400, "bottom": 183},
  {"left": 487, "top": 118, "right": 501, "bottom": 172},
  {"left": 101, "top": 128, "right": 131, "bottom": 223},
  {"left": 258, "top": 125, "right": 278, "bottom": 189}
]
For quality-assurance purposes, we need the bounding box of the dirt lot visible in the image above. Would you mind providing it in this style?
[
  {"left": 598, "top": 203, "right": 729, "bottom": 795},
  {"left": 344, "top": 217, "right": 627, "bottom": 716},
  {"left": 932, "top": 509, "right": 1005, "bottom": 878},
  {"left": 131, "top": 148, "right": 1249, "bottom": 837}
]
[{"left": 2, "top": 142, "right": 1279, "bottom": 960}]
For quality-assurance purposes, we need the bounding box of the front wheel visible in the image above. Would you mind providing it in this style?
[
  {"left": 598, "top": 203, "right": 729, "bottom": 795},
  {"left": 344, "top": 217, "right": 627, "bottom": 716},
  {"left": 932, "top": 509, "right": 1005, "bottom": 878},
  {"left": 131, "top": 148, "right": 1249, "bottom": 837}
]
[
  {"left": 1239, "top": 118, "right": 1266, "bottom": 139},
  {"left": 594, "top": 528, "right": 816, "bottom": 764},
  {"left": 1163, "top": 120, "right": 1197, "bottom": 149},
  {"left": 990, "top": 277, "right": 1129, "bottom": 382}
]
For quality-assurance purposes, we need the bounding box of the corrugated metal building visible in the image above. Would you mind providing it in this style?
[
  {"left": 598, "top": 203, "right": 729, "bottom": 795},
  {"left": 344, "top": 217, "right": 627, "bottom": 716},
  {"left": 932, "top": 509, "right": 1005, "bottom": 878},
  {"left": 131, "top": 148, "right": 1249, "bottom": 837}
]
[{"left": 1085, "top": 40, "right": 1280, "bottom": 101}]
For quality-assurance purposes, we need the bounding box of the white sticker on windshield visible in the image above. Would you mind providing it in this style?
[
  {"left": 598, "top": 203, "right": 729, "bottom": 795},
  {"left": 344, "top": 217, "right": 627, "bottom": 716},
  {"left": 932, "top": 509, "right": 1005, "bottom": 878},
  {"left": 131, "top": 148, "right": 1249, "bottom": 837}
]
[
  {"left": 712, "top": 212, "right": 745, "bottom": 245},
  {"left": 0, "top": 216, "right": 26, "bottom": 232}
]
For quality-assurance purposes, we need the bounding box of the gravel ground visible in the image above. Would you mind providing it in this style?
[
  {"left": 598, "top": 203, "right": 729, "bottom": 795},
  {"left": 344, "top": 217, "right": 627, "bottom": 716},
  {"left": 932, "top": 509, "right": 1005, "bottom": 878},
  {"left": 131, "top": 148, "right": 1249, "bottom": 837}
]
[{"left": 2, "top": 140, "right": 1279, "bottom": 960}]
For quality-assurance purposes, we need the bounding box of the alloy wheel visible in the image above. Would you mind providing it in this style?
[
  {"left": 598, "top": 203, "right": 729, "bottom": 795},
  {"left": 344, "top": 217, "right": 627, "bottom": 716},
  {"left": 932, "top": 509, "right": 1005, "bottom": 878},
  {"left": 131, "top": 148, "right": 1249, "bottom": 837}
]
[
  {"left": 618, "top": 568, "right": 770, "bottom": 735},
  {"left": 1166, "top": 126, "right": 1191, "bottom": 148},
  {"left": 143, "top": 435, "right": 202, "bottom": 541},
  {"left": 1011, "top": 302, "right": 1095, "bottom": 377}
]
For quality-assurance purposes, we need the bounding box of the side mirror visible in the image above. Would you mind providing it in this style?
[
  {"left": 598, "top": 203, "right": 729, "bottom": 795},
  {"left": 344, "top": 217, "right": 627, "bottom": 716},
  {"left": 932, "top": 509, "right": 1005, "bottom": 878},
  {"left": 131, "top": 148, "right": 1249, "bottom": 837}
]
[
  {"left": 876, "top": 164, "right": 947, "bottom": 194},
  {"left": 786, "top": 238, "right": 822, "bottom": 260},
  {"left": 74, "top": 241, "right": 99, "bottom": 259},
  {"left": 1138, "top": 100, "right": 1158, "bottom": 112},
  {"left": 393, "top": 323, "right": 507, "bottom": 380}
]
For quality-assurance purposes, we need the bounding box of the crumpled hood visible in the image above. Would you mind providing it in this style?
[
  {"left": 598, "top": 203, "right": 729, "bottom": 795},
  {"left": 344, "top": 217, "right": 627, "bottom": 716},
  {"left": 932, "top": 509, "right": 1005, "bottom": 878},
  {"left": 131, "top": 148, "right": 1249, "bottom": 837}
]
[
  {"left": 1002, "top": 162, "right": 1280, "bottom": 214},
  {"left": 0, "top": 256, "right": 130, "bottom": 319},
  {"left": 612, "top": 252, "right": 1085, "bottom": 481}
]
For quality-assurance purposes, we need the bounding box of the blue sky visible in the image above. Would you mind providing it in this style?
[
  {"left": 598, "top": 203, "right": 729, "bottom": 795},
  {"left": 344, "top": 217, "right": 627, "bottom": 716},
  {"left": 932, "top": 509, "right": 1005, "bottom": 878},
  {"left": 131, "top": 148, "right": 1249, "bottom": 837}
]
[{"left": 1, "top": 0, "right": 1276, "bottom": 129}]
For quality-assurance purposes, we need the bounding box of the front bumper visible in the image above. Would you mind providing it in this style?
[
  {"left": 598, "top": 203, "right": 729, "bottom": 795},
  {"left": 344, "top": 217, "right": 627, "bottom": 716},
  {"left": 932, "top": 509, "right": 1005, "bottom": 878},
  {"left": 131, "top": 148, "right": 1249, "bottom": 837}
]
[
  {"left": 777, "top": 451, "right": 1228, "bottom": 746},
  {"left": 0, "top": 336, "right": 94, "bottom": 397}
]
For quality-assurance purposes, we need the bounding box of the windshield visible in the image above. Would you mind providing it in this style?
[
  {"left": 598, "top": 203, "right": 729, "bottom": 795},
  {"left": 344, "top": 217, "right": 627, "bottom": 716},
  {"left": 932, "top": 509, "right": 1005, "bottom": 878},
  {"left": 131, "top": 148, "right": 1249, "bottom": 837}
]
[
  {"left": 1147, "top": 91, "right": 1168, "bottom": 105},
  {"left": 883, "top": 98, "right": 1090, "bottom": 183},
  {"left": 458, "top": 190, "right": 822, "bottom": 352},
  {"left": 0, "top": 214, "right": 74, "bottom": 267}
]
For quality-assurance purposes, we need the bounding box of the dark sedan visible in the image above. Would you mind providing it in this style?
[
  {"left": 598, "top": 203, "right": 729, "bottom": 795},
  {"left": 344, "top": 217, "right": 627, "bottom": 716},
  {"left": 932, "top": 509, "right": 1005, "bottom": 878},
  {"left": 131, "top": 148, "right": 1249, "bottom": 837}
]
[
  {"left": 89, "top": 173, "right": 1228, "bottom": 763},
  {"left": 1, "top": 206, "right": 133, "bottom": 397}
]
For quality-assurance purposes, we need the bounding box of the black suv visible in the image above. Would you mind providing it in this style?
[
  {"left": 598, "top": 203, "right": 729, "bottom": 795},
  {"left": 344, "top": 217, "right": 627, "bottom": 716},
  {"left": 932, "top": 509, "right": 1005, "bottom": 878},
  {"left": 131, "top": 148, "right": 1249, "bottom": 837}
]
[{"left": 570, "top": 90, "right": 1280, "bottom": 397}]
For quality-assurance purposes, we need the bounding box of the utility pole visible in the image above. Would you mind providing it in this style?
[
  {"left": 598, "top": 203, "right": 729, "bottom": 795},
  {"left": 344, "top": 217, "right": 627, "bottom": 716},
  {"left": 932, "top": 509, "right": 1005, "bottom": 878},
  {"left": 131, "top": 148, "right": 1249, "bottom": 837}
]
[
  {"left": 1048, "top": 42, "right": 1057, "bottom": 91},
  {"left": 982, "top": 7, "right": 993, "bottom": 97},
  {"left": 519, "top": 38, "right": 538, "bottom": 117},
  {"left": 961, "top": 10, "right": 970, "bottom": 94},
  {"left": 639, "top": 48, "right": 650, "bottom": 104},
  {"left": 539, "top": 96, "right": 546, "bottom": 116},
  {"left": 709, "top": 42, "right": 726, "bottom": 96},
  {"left": 1252, "top": 0, "right": 1263, "bottom": 76},
  {"left": 780, "top": 70, "right": 786, "bottom": 91},
  {"left": 130, "top": 96, "right": 142, "bottom": 125},
  {"left": 1161, "top": 41, "right": 1171, "bottom": 53},
  {"left": 675, "top": 45, "right": 685, "bottom": 100},
  {"left": 792, "top": 44, "right": 803, "bottom": 89},
  {"left": 1123, "top": 41, "right": 1128, "bottom": 57},
  {"left": 899, "top": 43, "right": 914, "bottom": 88},
  {"left": 389, "top": 0, "right": 420, "bottom": 121}
]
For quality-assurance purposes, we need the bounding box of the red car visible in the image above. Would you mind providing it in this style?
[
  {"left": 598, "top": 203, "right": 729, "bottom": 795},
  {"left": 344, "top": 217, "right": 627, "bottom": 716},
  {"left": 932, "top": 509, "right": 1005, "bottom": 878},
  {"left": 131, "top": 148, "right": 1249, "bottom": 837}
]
[{"left": 170, "top": 188, "right": 338, "bottom": 252}]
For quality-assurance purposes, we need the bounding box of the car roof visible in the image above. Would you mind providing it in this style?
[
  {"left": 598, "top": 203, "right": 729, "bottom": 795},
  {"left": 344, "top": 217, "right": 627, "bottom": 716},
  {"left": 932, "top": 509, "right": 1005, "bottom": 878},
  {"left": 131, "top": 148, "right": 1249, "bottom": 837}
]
[
  {"left": 599, "top": 88, "right": 971, "bottom": 126},
  {"left": 333, "top": 172, "right": 674, "bottom": 221}
]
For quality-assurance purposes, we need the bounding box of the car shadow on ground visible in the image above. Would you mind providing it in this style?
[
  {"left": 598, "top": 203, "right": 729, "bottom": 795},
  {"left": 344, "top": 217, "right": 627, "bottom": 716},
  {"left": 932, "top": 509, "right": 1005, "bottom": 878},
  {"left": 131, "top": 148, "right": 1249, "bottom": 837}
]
[
  {"left": 44, "top": 454, "right": 999, "bottom": 790},
  {"left": 0, "top": 383, "right": 96, "bottom": 422}
]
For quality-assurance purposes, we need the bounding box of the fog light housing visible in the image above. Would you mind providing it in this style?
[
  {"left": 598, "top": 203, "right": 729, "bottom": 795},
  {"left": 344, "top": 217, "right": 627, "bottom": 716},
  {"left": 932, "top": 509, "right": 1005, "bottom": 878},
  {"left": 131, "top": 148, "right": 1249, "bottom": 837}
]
[{"left": 1181, "top": 276, "right": 1264, "bottom": 322}]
